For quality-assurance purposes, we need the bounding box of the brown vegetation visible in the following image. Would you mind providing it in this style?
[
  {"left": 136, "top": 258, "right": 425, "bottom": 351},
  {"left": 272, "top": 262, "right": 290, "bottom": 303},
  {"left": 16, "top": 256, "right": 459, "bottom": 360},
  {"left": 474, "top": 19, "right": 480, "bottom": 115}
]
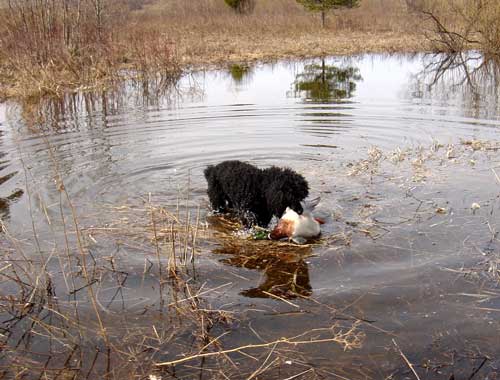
[
  {"left": 133, "top": 0, "right": 427, "bottom": 62},
  {"left": 0, "top": 0, "right": 179, "bottom": 100},
  {"left": 0, "top": 0, "right": 427, "bottom": 101},
  {"left": 2, "top": 0, "right": 500, "bottom": 102},
  {"left": 414, "top": 0, "right": 500, "bottom": 57}
]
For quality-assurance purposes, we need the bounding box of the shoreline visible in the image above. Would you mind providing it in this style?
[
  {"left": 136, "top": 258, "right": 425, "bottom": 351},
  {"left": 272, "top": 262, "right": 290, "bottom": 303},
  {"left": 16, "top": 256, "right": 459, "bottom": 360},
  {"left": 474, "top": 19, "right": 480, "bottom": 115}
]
[{"left": 177, "top": 31, "right": 429, "bottom": 69}]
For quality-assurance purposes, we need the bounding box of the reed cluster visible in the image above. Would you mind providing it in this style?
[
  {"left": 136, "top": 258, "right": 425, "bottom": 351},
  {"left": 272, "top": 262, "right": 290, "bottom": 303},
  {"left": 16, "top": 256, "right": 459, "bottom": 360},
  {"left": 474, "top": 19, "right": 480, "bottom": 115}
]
[
  {"left": 0, "top": 0, "right": 179, "bottom": 100},
  {"left": 0, "top": 147, "right": 364, "bottom": 378}
]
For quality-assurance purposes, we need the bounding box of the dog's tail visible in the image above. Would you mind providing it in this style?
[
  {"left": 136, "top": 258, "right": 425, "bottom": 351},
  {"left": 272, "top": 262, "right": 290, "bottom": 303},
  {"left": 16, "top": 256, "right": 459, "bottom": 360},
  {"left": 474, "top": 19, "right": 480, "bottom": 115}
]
[{"left": 204, "top": 165, "right": 215, "bottom": 180}]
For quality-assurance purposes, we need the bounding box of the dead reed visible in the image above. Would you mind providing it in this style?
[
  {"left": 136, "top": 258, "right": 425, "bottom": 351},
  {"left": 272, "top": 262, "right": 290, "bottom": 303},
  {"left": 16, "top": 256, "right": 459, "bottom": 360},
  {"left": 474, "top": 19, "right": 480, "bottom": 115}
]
[{"left": 0, "top": 0, "right": 180, "bottom": 100}]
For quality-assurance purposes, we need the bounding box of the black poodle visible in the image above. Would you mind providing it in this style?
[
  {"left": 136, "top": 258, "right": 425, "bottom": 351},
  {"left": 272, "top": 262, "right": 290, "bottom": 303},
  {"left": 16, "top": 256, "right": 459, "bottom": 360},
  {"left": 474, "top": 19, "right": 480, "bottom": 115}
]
[{"left": 204, "top": 160, "right": 309, "bottom": 227}]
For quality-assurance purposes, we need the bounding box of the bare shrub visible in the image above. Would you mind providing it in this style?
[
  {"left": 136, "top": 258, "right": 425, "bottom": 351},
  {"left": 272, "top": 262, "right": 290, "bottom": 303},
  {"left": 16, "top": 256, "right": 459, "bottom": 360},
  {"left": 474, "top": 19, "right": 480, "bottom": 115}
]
[
  {"left": 224, "top": 0, "right": 256, "bottom": 14},
  {"left": 0, "top": 0, "right": 178, "bottom": 99},
  {"left": 418, "top": 0, "right": 500, "bottom": 56}
]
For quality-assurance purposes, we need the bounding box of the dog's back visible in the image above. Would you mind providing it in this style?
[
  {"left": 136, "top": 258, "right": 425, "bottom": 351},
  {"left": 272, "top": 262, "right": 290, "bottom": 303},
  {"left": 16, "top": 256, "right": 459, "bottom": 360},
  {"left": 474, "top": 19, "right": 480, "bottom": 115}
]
[{"left": 204, "top": 160, "right": 262, "bottom": 214}]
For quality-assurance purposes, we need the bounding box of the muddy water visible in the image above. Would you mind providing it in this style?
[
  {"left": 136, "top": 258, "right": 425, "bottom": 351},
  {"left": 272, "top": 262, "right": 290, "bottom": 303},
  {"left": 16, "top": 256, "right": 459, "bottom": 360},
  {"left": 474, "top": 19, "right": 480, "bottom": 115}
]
[{"left": 1, "top": 53, "right": 500, "bottom": 379}]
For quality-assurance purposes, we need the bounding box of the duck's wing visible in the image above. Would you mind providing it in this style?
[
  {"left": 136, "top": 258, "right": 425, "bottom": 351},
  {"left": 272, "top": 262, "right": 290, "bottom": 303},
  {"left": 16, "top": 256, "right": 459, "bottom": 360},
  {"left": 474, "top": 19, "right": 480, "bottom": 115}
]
[{"left": 301, "top": 196, "right": 321, "bottom": 212}]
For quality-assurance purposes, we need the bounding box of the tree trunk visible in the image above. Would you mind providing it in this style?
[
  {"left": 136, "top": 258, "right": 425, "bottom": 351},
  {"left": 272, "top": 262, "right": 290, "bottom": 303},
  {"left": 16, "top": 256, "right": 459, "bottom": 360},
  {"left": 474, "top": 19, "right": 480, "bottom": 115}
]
[
  {"left": 321, "top": 59, "right": 326, "bottom": 85},
  {"left": 92, "top": 0, "right": 103, "bottom": 43},
  {"left": 321, "top": 10, "right": 325, "bottom": 28}
]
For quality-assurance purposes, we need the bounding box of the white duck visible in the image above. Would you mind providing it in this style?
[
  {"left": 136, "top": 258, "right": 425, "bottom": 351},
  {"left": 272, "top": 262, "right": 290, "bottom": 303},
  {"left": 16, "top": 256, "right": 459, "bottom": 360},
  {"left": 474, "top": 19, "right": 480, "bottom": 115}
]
[{"left": 269, "top": 197, "right": 324, "bottom": 244}]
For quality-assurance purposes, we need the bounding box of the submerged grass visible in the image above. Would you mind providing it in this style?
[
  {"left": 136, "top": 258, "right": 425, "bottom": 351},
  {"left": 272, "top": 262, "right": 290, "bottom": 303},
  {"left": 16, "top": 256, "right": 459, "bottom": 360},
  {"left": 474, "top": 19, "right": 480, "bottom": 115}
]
[
  {"left": 344, "top": 139, "right": 500, "bottom": 280},
  {"left": 0, "top": 151, "right": 364, "bottom": 379}
]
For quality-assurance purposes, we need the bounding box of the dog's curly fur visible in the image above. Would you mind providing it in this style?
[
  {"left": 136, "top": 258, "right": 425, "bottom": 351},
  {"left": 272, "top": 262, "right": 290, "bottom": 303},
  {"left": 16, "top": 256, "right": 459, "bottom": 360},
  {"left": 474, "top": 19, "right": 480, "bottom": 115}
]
[{"left": 204, "top": 160, "right": 309, "bottom": 227}]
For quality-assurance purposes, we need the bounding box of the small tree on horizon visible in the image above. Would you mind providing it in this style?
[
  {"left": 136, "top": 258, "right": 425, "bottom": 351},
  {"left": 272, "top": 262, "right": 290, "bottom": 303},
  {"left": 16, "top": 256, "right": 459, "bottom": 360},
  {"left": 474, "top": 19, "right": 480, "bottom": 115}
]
[
  {"left": 224, "top": 0, "right": 256, "bottom": 14},
  {"left": 296, "top": 0, "right": 360, "bottom": 28}
]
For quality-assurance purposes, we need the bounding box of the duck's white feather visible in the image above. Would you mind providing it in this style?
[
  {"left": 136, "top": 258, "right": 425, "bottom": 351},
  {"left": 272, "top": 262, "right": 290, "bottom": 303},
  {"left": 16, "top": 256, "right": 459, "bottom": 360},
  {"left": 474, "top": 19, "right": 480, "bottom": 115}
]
[{"left": 280, "top": 208, "right": 320, "bottom": 239}]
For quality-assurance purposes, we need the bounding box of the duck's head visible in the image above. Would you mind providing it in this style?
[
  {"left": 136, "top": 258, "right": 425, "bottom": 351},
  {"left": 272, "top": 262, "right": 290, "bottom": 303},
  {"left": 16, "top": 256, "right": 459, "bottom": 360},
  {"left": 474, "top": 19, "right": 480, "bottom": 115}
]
[
  {"left": 269, "top": 208, "right": 299, "bottom": 240},
  {"left": 269, "top": 207, "right": 324, "bottom": 242}
]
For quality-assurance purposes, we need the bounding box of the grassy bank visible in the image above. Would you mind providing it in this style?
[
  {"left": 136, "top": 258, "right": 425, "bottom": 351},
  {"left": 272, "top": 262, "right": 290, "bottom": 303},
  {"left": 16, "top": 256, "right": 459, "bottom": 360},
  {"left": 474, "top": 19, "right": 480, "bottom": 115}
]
[
  {"left": 3, "top": 0, "right": 499, "bottom": 102},
  {"left": 139, "top": 0, "right": 428, "bottom": 65},
  {"left": 172, "top": 31, "right": 426, "bottom": 66},
  {"left": 0, "top": 0, "right": 428, "bottom": 101}
]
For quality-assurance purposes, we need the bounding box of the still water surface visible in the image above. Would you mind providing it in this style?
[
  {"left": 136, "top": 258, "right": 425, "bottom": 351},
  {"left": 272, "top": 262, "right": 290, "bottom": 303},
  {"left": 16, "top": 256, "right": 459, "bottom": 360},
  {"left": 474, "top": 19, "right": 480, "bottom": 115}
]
[{"left": 1, "top": 53, "right": 500, "bottom": 378}]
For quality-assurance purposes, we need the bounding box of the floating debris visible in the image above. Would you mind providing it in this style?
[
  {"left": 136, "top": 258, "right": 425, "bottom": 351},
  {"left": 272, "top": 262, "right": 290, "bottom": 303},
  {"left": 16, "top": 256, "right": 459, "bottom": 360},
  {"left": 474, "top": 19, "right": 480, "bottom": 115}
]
[
  {"left": 446, "top": 145, "right": 457, "bottom": 159},
  {"left": 461, "top": 139, "right": 500, "bottom": 151},
  {"left": 471, "top": 202, "right": 481, "bottom": 211}
]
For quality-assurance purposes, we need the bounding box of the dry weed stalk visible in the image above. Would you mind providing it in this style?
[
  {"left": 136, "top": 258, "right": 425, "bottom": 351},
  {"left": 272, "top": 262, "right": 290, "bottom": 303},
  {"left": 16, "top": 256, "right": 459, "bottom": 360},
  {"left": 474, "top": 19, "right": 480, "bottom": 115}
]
[
  {"left": 156, "top": 321, "right": 365, "bottom": 367},
  {"left": 0, "top": 137, "right": 222, "bottom": 378},
  {"left": 346, "top": 146, "right": 384, "bottom": 177}
]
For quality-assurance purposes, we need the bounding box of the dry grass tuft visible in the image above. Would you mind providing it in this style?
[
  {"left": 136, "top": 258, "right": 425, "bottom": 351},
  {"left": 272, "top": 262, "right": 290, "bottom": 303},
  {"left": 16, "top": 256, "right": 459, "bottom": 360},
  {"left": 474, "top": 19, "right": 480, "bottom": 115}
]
[{"left": 346, "top": 139, "right": 500, "bottom": 184}]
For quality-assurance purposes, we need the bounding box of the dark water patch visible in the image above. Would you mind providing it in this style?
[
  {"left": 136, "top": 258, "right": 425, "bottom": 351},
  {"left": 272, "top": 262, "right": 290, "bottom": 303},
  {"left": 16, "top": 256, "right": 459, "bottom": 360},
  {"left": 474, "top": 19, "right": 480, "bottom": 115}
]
[{"left": 302, "top": 144, "right": 339, "bottom": 149}]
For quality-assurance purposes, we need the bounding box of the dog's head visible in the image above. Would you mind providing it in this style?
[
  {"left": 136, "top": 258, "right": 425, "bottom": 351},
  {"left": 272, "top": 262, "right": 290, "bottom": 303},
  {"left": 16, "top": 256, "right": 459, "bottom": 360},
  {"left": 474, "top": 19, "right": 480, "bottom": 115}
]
[{"left": 263, "top": 167, "right": 309, "bottom": 218}]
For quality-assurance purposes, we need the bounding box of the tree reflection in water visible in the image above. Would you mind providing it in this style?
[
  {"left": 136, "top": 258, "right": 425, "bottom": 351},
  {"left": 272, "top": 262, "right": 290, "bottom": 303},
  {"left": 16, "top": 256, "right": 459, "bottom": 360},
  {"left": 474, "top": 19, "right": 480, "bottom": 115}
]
[
  {"left": 291, "top": 58, "right": 362, "bottom": 102},
  {"left": 228, "top": 64, "right": 253, "bottom": 85},
  {"left": 14, "top": 72, "right": 191, "bottom": 131},
  {"left": 409, "top": 52, "right": 500, "bottom": 117}
]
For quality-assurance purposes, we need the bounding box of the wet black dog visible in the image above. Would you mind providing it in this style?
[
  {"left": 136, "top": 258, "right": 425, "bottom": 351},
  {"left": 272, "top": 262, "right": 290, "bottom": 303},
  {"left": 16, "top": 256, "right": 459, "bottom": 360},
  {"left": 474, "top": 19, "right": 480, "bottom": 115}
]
[{"left": 204, "top": 160, "right": 309, "bottom": 227}]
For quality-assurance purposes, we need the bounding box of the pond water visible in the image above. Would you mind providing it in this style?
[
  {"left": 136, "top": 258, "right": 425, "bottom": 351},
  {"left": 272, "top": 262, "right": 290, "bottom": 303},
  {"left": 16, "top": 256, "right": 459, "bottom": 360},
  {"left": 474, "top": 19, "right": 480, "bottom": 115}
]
[{"left": 1, "top": 53, "right": 500, "bottom": 379}]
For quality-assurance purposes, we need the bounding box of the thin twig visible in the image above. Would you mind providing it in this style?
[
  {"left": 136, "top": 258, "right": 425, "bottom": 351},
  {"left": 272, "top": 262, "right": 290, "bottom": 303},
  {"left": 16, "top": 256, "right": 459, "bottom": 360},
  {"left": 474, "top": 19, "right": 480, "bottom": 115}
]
[
  {"left": 492, "top": 168, "right": 500, "bottom": 185},
  {"left": 392, "top": 339, "right": 421, "bottom": 380},
  {"left": 156, "top": 324, "right": 362, "bottom": 367},
  {"left": 262, "top": 291, "right": 300, "bottom": 308}
]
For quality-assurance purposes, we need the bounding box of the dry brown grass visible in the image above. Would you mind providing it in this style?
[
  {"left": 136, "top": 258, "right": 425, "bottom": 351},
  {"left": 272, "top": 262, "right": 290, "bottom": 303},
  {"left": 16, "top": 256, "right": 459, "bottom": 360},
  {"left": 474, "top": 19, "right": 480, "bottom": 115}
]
[
  {"left": 136, "top": 0, "right": 428, "bottom": 66},
  {"left": 139, "top": 0, "right": 420, "bottom": 34},
  {"left": 0, "top": 0, "right": 180, "bottom": 100},
  {"left": 0, "top": 0, "right": 430, "bottom": 101},
  {"left": 6, "top": 0, "right": 499, "bottom": 101}
]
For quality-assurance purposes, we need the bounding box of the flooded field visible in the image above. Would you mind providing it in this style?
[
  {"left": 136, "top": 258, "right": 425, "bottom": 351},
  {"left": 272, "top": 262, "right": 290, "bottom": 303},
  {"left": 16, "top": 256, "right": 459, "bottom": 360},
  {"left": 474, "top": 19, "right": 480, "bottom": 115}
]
[{"left": 0, "top": 53, "right": 499, "bottom": 379}]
